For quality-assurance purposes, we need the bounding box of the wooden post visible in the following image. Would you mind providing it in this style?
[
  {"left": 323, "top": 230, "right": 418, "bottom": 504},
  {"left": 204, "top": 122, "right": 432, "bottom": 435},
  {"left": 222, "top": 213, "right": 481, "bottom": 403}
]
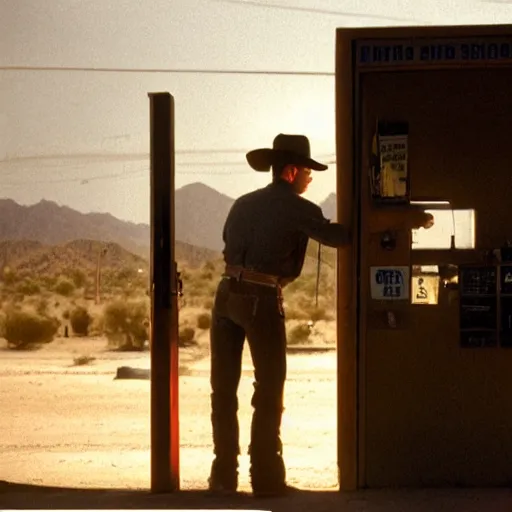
[
  {"left": 335, "top": 33, "right": 359, "bottom": 491},
  {"left": 148, "top": 92, "right": 180, "bottom": 493}
]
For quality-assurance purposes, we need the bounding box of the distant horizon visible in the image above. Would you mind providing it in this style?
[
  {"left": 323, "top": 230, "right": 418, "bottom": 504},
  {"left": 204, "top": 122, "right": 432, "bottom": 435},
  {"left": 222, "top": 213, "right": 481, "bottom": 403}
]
[{"left": 0, "top": 181, "right": 337, "bottom": 226}]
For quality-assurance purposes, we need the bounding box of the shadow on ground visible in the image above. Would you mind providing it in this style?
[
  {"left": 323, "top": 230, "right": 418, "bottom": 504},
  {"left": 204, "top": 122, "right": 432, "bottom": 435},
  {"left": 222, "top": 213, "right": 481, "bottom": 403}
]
[{"left": 1, "top": 480, "right": 512, "bottom": 512}]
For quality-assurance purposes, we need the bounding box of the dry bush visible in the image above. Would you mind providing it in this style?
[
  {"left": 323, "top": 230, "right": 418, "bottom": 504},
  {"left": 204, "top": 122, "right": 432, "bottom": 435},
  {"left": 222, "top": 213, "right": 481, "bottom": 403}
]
[
  {"left": 179, "top": 326, "right": 197, "bottom": 347},
  {"left": 16, "top": 279, "right": 40, "bottom": 296},
  {"left": 2, "top": 267, "right": 17, "bottom": 285},
  {"left": 54, "top": 278, "right": 75, "bottom": 297},
  {"left": 69, "top": 269, "right": 87, "bottom": 289},
  {"left": 284, "top": 304, "right": 309, "bottom": 320},
  {"left": 70, "top": 306, "right": 92, "bottom": 336},
  {"left": 40, "top": 275, "right": 58, "bottom": 289},
  {"left": 36, "top": 298, "right": 49, "bottom": 316},
  {"left": 102, "top": 299, "right": 149, "bottom": 351},
  {"left": 196, "top": 312, "right": 211, "bottom": 330},
  {"left": 88, "top": 314, "right": 104, "bottom": 337},
  {"left": 307, "top": 320, "right": 336, "bottom": 346},
  {"left": 185, "top": 278, "right": 217, "bottom": 305},
  {"left": 12, "top": 293, "right": 25, "bottom": 303},
  {"left": 310, "top": 306, "right": 334, "bottom": 322},
  {"left": 287, "top": 323, "right": 311, "bottom": 345},
  {"left": 200, "top": 261, "right": 215, "bottom": 280},
  {"left": 180, "top": 262, "right": 220, "bottom": 307},
  {"left": 4, "top": 309, "right": 60, "bottom": 350}
]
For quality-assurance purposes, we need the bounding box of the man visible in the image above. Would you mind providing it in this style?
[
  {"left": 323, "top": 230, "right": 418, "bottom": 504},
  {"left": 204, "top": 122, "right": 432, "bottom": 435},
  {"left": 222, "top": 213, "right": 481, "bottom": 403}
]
[{"left": 208, "top": 134, "right": 430, "bottom": 496}]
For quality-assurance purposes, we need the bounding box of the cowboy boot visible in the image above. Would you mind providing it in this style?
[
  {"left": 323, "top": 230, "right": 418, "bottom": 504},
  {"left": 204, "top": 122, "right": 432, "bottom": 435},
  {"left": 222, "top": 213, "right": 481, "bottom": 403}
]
[
  {"left": 248, "top": 408, "right": 300, "bottom": 497},
  {"left": 208, "top": 456, "right": 239, "bottom": 494}
]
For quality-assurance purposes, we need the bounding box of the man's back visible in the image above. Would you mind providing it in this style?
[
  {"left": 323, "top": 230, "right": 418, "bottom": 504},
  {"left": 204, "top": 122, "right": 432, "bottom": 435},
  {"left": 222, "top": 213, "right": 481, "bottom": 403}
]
[{"left": 222, "top": 180, "right": 326, "bottom": 281}]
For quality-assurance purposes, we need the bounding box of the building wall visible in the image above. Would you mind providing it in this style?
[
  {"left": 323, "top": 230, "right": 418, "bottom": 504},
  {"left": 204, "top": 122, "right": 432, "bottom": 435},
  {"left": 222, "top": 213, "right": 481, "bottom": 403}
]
[{"left": 359, "top": 68, "right": 512, "bottom": 486}]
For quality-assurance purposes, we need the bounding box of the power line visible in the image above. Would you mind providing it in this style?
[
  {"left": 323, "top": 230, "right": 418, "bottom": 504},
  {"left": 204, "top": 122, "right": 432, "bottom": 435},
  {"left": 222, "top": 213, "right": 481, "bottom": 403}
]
[
  {"left": 0, "top": 159, "right": 338, "bottom": 185},
  {"left": 0, "top": 168, "right": 144, "bottom": 185},
  {"left": 0, "top": 168, "right": 254, "bottom": 186},
  {"left": 212, "top": 0, "right": 421, "bottom": 22},
  {"left": 0, "top": 150, "right": 249, "bottom": 164},
  {"left": 0, "top": 65, "right": 334, "bottom": 76},
  {"left": 0, "top": 169, "right": 337, "bottom": 185},
  {"left": 0, "top": 152, "right": 335, "bottom": 165}
]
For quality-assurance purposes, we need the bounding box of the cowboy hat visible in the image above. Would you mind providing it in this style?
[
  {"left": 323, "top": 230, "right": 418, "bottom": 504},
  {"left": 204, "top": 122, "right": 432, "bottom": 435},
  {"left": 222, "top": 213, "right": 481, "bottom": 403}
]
[{"left": 246, "top": 134, "right": 328, "bottom": 172}]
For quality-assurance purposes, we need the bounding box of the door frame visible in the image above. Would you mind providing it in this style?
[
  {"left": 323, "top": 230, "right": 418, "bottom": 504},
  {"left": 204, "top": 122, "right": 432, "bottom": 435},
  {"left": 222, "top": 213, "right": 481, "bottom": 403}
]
[{"left": 335, "top": 23, "right": 512, "bottom": 491}]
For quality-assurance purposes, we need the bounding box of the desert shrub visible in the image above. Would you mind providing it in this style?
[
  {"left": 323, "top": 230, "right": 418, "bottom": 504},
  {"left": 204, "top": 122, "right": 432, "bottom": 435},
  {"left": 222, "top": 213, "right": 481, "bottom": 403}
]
[
  {"left": 179, "top": 267, "right": 192, "bottom": 281},
  {"left": 70, "top": 306, "right": 92, "bottom": 336},
  {"left": 203, "top": 298, "right": 214, "bottom": 309},
  {"left": 287, "top": 323, "right": 311, "bottom": 345},
  {"left": 16, "top": 279, "right": 40, "bottom": 296},
  {"left": 36, "top": 298, "right": 49, "bottom": 316},
  {"left": 4, "top": 309, "right": 60, "bottom": 350},
  {"left": 186, "top": 279, "right": 217, "bottom": 304},
  {"left": 285, "top": 306, "right": 309, "bottom": 320},
  {"left": 39, "top": 275, "right": 57, "bottom": 288},
  {"left": 115, "top": 267, "right": 137, "bottom": 282},
  {"left": 69, "top": 269, "right": 87, "bottom": 288},
  {"left": 196, "top": 313, "right": 211, "bottom": 330},
  {"left": 200, "top": 261, "right": 216, "bottom": 280},
  {"left": 62, "top": 309, "right": 71, "bottom": 320},
  {"left": 83, "top": 287, "right": 96, "bottom": 300},
  {"left": 86, "top": 314, "right": 104, "bottom": 337},
  {"left": 2, "top": 266, "right": 17, "bottom": 285},
  {"left": 102, "top": 299, "right": 149, "bottom": 351},
  {"left": 12, "top": 292, "right": 25, "bottom": 303},
  {"left": 296, "top": 278, "right": 318, "bottom": 297},
  {"left": 54, "top": 278, "right": 75, "bottom": 297},
  {"left": 179, "top": 326, "right": 196, "bottom": 347},
  {"left": 310, "top": 306, "right": 334, "bottom": 322}
]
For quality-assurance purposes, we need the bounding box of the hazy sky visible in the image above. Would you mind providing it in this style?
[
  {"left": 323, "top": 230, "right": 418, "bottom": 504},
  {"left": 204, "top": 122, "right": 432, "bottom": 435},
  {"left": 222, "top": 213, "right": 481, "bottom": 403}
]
[{"left": 2, "top": 0, "right": 512, "bottom": 224}]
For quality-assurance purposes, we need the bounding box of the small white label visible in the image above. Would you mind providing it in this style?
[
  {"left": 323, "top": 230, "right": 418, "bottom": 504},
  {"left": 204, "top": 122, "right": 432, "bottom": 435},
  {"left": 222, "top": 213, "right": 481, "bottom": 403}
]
[{"left": 370, "top": 266, "right": 410, "bottom": 300}]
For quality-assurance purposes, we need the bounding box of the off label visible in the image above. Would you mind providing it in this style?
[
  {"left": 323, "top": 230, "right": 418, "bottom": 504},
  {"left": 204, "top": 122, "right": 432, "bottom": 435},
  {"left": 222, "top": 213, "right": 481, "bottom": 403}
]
[{"left": 370, "top": 266, "right": 410, "bottom": 300}]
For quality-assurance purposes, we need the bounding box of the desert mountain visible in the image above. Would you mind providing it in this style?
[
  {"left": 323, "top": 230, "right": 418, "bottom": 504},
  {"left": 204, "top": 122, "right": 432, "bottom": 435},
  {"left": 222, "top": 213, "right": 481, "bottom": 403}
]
[
  {"left": 0, "top": 195, "right": 220, "bottom": 265},
  {"left": 0, "top": 183, "right": 335, "bottom": 265},
  {"left": 174, "top": 183, "right": 234, "bottom": 252},
  {"left": 0, "top": 198, "right": 151, "bottom": 257}
]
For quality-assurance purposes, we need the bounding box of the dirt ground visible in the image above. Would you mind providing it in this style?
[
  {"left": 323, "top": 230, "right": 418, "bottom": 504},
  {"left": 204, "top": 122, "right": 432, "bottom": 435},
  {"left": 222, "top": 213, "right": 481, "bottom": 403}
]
[
  {"left": 0, "top": 335, "right": 338, "bottom": 493},
  {"left": 3, "top": 337, "right": 512, "bottom": 511}
]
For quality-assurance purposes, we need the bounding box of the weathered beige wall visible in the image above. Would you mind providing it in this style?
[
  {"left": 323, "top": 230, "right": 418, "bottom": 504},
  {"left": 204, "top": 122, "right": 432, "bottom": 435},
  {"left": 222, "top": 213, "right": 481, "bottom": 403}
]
[{"left": 360, "top": 68, "right": 512, "bottom": 487}]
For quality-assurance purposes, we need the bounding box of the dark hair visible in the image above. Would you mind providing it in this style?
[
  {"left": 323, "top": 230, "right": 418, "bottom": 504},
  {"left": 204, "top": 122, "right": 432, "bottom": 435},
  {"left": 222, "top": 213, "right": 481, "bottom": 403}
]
[{"left": 272, "top": 163, "right": 286, "bottom": 181}]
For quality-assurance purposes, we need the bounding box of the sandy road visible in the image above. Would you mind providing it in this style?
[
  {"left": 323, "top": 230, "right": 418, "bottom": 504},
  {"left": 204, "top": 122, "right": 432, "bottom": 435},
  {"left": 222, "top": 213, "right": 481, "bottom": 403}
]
[{"left": 0, "top": 337, "right": 338, "bottom": 493}]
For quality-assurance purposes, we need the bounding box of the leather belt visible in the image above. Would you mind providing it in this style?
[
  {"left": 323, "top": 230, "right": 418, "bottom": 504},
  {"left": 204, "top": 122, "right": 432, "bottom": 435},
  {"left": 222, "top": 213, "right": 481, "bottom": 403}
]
[{"left": 223, "top": 265, "right": 281, "bottom": 288}]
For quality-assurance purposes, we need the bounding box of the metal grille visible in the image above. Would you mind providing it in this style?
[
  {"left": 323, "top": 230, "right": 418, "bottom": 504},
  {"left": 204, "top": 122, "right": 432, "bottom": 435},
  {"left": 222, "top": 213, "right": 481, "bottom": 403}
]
[{"left": 460, "top": 267, "right": 496, "bottom": 295}]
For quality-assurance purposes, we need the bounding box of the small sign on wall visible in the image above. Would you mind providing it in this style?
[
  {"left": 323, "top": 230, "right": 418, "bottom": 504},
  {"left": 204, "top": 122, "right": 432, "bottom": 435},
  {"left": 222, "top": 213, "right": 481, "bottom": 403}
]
[
  {"left": 411, "top": 275, "right": 440, "bottom": 305},
  {"left": 370, "top": 266, "right": 410, "bottom": 300}
]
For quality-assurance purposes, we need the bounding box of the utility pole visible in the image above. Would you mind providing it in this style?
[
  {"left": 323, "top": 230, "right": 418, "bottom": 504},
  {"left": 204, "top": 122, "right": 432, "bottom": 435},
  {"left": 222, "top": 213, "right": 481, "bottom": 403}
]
[{"left": 95, "top": 246, "right": 108, "bottom": 305}]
